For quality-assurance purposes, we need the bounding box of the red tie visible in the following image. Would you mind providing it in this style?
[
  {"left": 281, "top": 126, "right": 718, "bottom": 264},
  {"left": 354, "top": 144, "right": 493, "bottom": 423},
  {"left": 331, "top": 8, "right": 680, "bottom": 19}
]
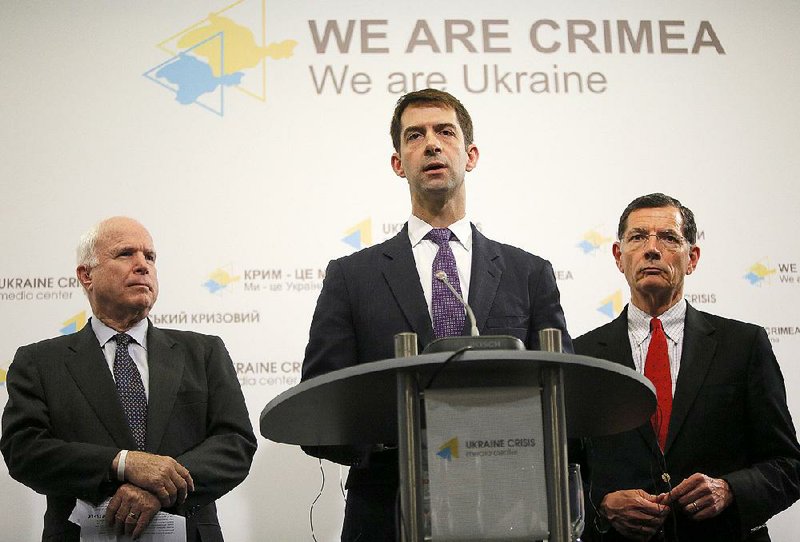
[{"left": 645, "top": 318, "right": 672, "bottom": 450}]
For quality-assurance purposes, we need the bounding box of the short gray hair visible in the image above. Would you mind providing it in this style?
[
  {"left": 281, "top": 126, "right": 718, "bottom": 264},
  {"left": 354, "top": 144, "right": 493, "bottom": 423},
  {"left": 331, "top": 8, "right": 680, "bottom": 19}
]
[{"left": 76, "top": 222, "right": 101, "bottom": 267}]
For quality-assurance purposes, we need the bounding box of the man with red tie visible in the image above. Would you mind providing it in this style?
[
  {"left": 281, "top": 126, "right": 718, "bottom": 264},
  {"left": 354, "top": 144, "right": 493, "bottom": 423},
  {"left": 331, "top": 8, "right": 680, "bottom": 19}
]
[{"left": 574, "top": 193, "right": 800, "bottom": 541}]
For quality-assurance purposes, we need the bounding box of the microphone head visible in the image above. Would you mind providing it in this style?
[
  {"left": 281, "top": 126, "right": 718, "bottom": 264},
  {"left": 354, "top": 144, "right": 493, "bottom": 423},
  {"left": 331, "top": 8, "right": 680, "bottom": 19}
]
[{"left": 435, "top": 271, "right": 448, "bottom": 281}]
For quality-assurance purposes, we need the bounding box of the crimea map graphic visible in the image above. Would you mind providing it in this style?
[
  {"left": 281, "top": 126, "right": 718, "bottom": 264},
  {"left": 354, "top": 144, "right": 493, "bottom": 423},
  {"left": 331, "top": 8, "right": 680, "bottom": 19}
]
[{"left": 145, "top": 1, "right": 297, "bottom": 116}]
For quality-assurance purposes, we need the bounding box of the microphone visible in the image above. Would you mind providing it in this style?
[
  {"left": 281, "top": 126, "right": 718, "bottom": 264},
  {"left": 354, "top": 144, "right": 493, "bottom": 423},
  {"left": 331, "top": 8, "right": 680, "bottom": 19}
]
[
  {"left": 422, "top": 271, "right": 525, "bottom": 354},
  {"left": 434, "top": 271, "right": 479, "bottom": 337}
]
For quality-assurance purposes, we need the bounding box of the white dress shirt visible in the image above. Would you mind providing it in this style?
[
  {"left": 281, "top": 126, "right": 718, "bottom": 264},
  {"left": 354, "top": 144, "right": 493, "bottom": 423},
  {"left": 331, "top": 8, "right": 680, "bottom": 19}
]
[
  {"left": 91, "top": 316, "right": 150, "bottom": 400},
  {"left": 407, "top": 214, "right": 473, "bottom": 320},
  {"left": 627, "top": 299, "right": 687, "bottom": 395}
]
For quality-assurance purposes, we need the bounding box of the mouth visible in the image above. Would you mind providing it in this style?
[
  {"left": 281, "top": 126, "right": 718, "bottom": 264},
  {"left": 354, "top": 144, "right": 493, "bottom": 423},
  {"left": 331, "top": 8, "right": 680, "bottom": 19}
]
[
  {"left": 639, "top": 267, "right": 664, "bottom": 276},
  {"left": 423, "top": 161, "right": 447, "bottom": 174},
  {"left": 128, "top": 283, "right": 152, "bottom": 291}
]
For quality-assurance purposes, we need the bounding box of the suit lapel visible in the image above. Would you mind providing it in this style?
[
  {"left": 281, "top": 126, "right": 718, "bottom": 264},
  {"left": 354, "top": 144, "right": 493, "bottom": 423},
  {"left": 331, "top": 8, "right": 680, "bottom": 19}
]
[
  {"left": 597, "top": 308, "right": 663, "bottom": 453},
  {"left": 380, "top": 225, "right": 436, "bottom": 348},
  {"left": 64, "top": 324, "right": 137, "bottom": 449},
  {"left": 593, "top": 308, "right": 636, "bottom": 370},
  {"left": 468, "top": 226, "right": 502, "bottom": 332},
  {"left": 665, "top": 304, "right": 716, "bottom": 453},
  {"left": 145, "top": 323, "right": 184, "bottom": 453}
]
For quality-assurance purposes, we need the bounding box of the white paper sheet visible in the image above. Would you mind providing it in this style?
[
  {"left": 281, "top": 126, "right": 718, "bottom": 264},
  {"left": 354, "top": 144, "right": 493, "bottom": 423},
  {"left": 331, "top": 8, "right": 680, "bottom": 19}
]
[{"left": 69, "top": 498, "right": 186, "bottom": 542}]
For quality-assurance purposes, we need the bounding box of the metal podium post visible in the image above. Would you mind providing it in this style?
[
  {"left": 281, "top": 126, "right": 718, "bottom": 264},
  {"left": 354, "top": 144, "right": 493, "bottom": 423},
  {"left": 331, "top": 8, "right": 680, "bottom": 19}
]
[
  {"left": 540, "top": 328, "right": 571, "bottom": 542},
  {"left": 395, "top": 333, "right": 424, "bottom": 542}
]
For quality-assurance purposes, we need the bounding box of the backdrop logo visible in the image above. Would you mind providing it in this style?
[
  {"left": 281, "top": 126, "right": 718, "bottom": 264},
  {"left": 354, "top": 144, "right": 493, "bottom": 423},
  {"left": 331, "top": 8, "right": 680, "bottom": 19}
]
[
  {"left": 0, "top": 365, "right": 7, "bottom": 387},
  {"left": 577, "top": 229, "right": 612, "bottom": 255},
  {"left": 598, "top": 290, "right": 623, "bottom": 319},
  {"left": 144, "top": 0, "right": 297, "bottom": 116},
  {"left": 744, "top": 260, "right": 776, "bottom": 286},
  {"left": 204, "top": 267, "right": 241, "bottom": 293},
  {"left": 437, "top": 437, "right": 459, "bottom": 461},
  {"left": 61, "top": 311, "right": 87, "bottom": 335},
  {"left": 342, "top": 218, "right": 373, "bottom": 250}
]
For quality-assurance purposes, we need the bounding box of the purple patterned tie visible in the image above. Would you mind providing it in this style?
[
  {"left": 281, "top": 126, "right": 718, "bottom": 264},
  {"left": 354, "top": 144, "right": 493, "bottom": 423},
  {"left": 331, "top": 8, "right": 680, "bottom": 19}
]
[
  {"left": 426, "top": 228, "right": 466, "bottom": 338},
  {"left": 113, "top": 333, "right": 147, "bottom": 450}
]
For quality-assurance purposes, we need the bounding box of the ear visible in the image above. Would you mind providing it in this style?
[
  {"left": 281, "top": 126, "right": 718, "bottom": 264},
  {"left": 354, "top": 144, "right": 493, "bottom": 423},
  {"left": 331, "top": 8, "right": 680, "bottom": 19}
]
[
  {"left": 391, "top": 152, "right": 406, "bottom": 178},
  {"left": 686, "top": 245, "right": 700, "bottom": 275},
  {"left": 612, "top": 242, "right": 624, "bottom": 273},
  {"left": 77, "top": 265, "right": 92, "bottom": 291},
  {"left": 465, "top": 144, "right": 479, "bottom": 172}
]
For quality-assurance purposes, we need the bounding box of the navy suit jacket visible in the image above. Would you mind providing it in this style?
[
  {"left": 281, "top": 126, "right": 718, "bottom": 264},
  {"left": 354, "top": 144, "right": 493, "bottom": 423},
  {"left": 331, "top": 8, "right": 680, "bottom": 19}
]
[
  {"left": 1, "top": 320, "right": 257, "bottom": 542},
  {"left": 302, "top": 223, "right": 572, "bottom": 540},
  {"left": 573, "top": 304, "right": 800, "bottom": 542}
]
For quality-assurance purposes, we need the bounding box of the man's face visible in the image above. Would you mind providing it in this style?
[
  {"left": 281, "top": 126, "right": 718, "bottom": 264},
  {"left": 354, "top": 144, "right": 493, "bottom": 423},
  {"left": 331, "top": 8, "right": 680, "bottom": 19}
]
[
  {"left": 78, "top": 218, "right": 159, "bottom": 324},
  {"left": 613, "top": 206, "right": 700, "bottom": 307},
  {"left": 390, "top": 104, "right": 478, "bottom": 198}
]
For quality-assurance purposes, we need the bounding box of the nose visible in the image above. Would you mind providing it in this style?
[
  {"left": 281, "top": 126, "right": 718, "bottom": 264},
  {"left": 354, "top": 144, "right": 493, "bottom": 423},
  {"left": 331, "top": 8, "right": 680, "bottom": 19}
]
[
  {"left": 132, "top": 252, "right": 150, "bottom": 273},
  {"left": 423, "top": 132, "right": 441, "bottom": 155},
  {"left": 643, "top": 236, "right": 662, "bottom": 259}
]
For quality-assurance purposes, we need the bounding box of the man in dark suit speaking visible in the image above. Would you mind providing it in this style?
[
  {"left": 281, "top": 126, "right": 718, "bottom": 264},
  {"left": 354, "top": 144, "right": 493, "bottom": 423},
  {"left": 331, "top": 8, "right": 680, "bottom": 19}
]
[
  {"left": 301, "top": 89, "right": 572, "bottom": 540},
  {"left": 574, "top": 193, "right": 800, "bottom": 541},
  {"left": 1, "top": 216, "right": 257, "bottom": 541}
]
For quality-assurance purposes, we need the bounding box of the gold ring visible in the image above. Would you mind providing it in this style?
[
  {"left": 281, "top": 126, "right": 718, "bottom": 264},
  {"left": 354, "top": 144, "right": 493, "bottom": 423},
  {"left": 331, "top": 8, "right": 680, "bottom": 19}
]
[
  {"left": 128, "top": 512, "right": 139, "bottom": 519},
  {"left": 691, "top": 501, "right": 698, "bottom": 512}
]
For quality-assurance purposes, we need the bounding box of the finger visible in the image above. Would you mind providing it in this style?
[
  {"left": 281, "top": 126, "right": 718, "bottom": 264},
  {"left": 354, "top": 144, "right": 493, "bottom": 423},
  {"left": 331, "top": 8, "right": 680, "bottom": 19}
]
[
  {"left": 155, "top": 486, "right": 174, "bottom": 508},
  {"left": 124, "top": 511, "right": 140, "bottom": 537},
  {"left": 177, "top": 465, "right": 194, "bottom": 493},
  {"left": 161, "top": 477, "right": 179, "bottom": 507},
  {"left": 106, "top": 496, "right": 122, "bottom": 526},
  {"left": 132, "top": 508, "right": 156, "bottom": 540}
]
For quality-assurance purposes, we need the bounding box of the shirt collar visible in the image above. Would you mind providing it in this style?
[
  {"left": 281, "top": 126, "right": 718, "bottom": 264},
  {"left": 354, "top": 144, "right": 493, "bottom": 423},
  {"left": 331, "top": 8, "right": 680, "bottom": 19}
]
[
  {"left": 407, "top": 214, "right": 473, "bottom": 251},
  {"left": 90, "top": 316, "right": 149, "bottom": 349},
  {"left": 627, "top": 298, "right": 686, "bottom": 345}
]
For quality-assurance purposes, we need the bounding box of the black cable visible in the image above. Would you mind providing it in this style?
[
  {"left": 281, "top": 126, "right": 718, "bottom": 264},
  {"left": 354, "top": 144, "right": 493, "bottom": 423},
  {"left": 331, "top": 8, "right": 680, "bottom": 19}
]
[
  {"left": 424, "top": 346, "right": 471, "bottom": 389},
  {"left": 309, "top": 458, "right": 326, "bottom": 542}
]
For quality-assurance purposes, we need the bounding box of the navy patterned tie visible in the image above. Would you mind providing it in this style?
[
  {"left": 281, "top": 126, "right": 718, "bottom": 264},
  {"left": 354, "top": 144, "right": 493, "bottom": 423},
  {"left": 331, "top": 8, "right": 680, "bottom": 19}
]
[
  {"left": 113, "top": 333, "right": 147, "bottom": 450},
  {"left": 426, "top": 228, "right": 466, "bottom": 338}
]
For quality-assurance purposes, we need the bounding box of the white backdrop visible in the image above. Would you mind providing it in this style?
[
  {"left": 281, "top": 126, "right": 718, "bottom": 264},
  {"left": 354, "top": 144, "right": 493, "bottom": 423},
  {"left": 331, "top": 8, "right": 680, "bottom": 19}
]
[{"left": 1, "top": 1, "right": 798, "bottom": 540}]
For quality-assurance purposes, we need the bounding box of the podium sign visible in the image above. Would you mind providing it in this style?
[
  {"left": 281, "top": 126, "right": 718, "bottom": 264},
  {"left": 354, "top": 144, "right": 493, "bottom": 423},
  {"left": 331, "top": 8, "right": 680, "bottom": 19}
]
[{"left": 426, "top": 387, "right": 548, "bottom": 540}]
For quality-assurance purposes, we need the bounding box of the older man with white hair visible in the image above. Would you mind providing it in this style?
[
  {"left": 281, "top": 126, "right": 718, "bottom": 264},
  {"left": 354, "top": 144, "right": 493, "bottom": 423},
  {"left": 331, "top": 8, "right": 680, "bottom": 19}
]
[{"left": 1, "top": 216, "right": 256, "bottom": 541}]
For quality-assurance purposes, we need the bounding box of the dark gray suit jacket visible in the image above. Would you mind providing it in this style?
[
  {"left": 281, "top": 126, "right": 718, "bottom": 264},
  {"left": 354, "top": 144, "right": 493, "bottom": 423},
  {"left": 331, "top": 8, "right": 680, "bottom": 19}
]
[
  {"left": 302, "top": 223, "right": 572, "bottom": 540},
  {"left": 573, "top": 304, "right": 800, "bottom": 541},
  {"left": 1, "top": 320, "right": 257, "bottom": 542}
]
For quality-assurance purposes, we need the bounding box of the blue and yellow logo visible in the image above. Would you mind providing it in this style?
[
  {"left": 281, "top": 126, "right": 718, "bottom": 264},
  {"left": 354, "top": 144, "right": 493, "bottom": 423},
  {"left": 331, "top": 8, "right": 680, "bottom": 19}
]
[
  {"left": 204, "top": 267, "right": 241, "bottom": 293},
  {"left": 577, "top": 229, "right": 613, "bottom": 255},
  {"left": 61, "top": 311, "right": 87, "bottom": 335},
  {"left": 597, "top": 290, "right": 623, "bottom": 319},
  {"left": 342, "top": 218, "right": 372, "bottom": 250},
  {"left": 144, "top": 0, "right": 297, "bottom": 116},
  {"left": 0, "top": 366, "right": 7, "bottom": 387},
  {"left": 436, "top": 437, "right": 459, "bottom": 461},
  {"left": 744, "top": 261, "right": 776, "bottom": 286}
]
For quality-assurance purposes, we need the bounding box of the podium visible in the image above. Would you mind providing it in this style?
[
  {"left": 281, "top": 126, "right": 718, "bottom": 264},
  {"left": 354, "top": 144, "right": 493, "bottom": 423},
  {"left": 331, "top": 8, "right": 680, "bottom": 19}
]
[{"left": 260, "top": 349, "right": 655, "bottom": 541}]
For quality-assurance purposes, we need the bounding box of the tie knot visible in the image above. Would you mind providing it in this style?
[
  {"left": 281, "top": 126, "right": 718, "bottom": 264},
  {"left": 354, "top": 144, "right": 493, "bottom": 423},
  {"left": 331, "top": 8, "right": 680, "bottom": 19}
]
[
  {"left": 650, "top": 318, "right": 663, "bottom": 333},
  {"left": 113, "top": 333, "right": 133, "bottom": 347},
  {"left": 425, "top": 228, "right": 455, "bottom": 246}
]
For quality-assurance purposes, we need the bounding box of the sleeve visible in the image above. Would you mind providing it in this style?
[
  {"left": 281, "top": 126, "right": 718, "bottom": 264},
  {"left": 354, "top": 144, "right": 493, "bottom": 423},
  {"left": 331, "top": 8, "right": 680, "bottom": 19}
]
[
  {"left": 0, "top": 344, "right": 119, "bottom": 503},
  {"left": 723, "top": 327, "right": 800, "bottom": 533},
  {"left": 300, "top": 259, "right": 371, "bottom": 466},
  {"left": 527, "top": 259, "right": 574, "bottom": 354},
  {"left": 301, "top": 259, "right": 358, "bottom": 381},
  {"left": 174, "top": 336, "right": 257, "bottom": 513}
]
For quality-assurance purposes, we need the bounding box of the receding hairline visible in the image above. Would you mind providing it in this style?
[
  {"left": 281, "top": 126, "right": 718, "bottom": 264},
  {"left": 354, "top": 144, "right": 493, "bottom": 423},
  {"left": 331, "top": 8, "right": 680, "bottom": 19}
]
[{"left": 76, "top": 216, "right": 153, "bottom": 267}]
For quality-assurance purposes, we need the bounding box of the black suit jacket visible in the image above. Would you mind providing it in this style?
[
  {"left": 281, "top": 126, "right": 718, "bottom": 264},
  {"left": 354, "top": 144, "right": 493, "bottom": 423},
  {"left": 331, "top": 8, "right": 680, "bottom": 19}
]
[
  {"left": 573, "top": 304, "right": 800, "bottom": 542},
  {"left": 302, "top": 223, "right": 572, "bottom": 540},
  {"left": 1, "top": 320, "right": 257, "bottom": 542}
]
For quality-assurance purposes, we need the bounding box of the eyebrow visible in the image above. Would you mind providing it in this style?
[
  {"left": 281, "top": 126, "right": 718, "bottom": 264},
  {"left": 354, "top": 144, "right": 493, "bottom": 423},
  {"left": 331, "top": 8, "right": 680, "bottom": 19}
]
[
  {"left": 402, "top": 123, "right": 459, "bottom": 138},
  {"left": 626, "top": 227, "right": 681, "bottom": 235}
]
